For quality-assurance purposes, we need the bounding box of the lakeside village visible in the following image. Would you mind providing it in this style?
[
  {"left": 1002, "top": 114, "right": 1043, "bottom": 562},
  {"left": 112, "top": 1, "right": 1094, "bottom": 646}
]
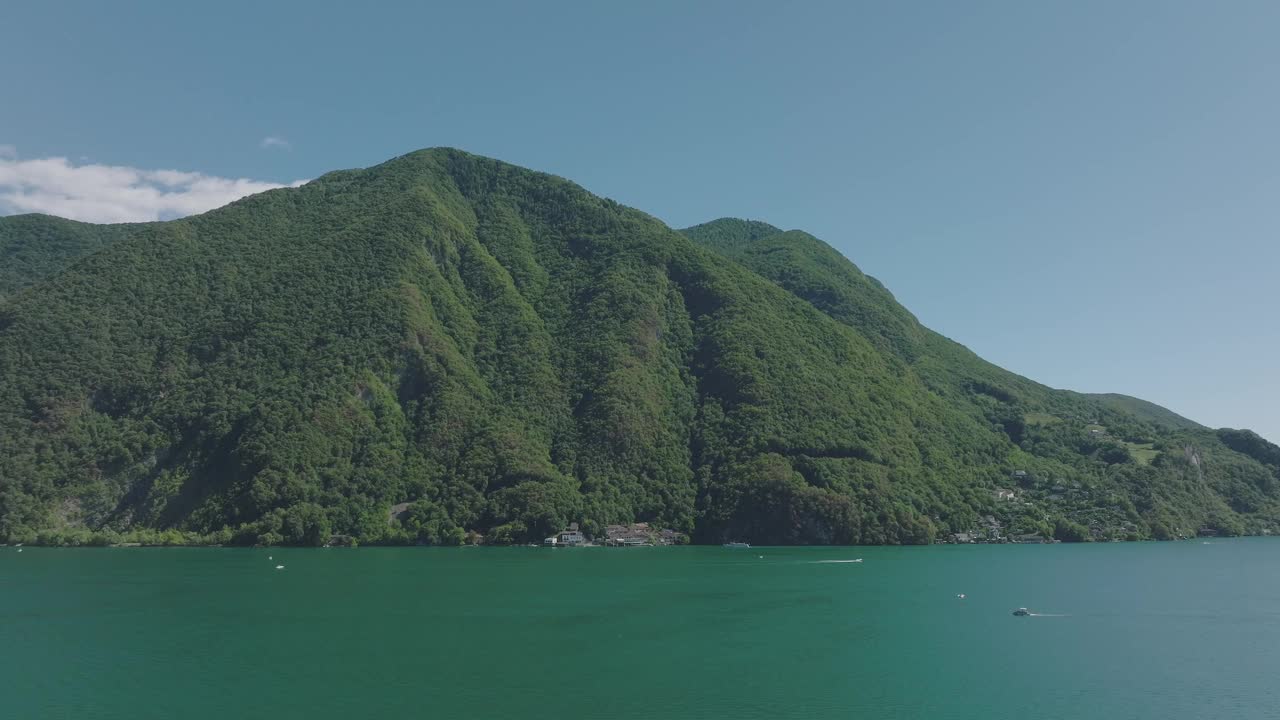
[
  {"left": 939, "top": 469, "right": 1242, "bottom": 544},
  {"left": 541, "top": 522, "right": 685, "bottom": 547}
]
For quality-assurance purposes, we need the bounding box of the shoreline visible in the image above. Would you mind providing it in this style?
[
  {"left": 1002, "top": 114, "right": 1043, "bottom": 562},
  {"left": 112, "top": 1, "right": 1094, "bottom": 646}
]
[{"left": 5, "top": 535, "right": 1271, "bottom": 550}]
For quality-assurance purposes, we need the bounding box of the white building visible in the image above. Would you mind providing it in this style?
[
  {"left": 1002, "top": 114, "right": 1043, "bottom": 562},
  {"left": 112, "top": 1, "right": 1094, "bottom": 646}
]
[{"left": 557, "top": 530, "right": 586, "bottom": 546}]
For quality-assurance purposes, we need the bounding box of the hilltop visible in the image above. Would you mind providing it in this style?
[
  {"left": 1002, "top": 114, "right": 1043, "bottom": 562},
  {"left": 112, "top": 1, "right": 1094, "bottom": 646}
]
[{"left": 1, "top": 149, "right": 1276, "bottom": 546}]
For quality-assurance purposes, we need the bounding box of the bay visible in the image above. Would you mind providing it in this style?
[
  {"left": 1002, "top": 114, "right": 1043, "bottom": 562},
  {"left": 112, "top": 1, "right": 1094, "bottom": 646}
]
[{"left": 2, "top": 539, "right": 1278, "bottom": 719}]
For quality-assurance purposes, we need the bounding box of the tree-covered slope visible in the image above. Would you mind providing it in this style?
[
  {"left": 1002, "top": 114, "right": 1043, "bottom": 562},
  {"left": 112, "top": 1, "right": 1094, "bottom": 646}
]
[
  {"left": 0, "top": 151, "right": 1275, "bottom": 547},
  {"left": 681, "top": 218, "right": 1280, "bottom": 540},
  {"left": 0, "top": 214, "right": 139, "bottom": 302},
  {"left": 1087, "top": 393, "right": 1204, "bottom": 431}
]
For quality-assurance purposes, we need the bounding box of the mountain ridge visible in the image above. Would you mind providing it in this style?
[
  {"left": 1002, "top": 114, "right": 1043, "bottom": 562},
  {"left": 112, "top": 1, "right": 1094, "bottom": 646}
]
[{"left": 1, "top": 148, "right": 1276, "bottom": 546}]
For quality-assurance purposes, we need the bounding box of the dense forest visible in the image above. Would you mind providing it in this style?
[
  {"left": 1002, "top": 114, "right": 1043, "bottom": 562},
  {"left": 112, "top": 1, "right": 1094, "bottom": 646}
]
[{"left": 1, "top": 148, "right": 1277, "bottom": 546}]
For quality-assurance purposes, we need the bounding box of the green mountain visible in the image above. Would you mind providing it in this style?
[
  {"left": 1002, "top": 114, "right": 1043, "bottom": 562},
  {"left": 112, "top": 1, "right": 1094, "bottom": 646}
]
[{"left": 1, "top": 149, "right": 1276, "bottom": 546}]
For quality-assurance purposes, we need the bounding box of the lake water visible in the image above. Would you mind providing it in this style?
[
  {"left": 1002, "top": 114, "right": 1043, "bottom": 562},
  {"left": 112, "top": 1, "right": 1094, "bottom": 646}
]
[{"left": 2, "top": 540, "right": 1278, "bottom": 719}]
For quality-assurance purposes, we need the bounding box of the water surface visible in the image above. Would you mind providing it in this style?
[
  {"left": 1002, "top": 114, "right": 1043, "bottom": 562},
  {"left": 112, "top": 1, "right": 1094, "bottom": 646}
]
[{"left": 3, "top": 540, "right": 1278, "bottom": 719}]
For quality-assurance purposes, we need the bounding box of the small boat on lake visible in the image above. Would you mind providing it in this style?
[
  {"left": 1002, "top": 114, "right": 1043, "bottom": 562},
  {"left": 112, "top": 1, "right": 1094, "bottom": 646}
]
[
  {"left": 723, "top": 542, "right": 751, "bottom": 549},
  {"left": 1012, "top": 607, "right": 1030, "bottom": 616}
]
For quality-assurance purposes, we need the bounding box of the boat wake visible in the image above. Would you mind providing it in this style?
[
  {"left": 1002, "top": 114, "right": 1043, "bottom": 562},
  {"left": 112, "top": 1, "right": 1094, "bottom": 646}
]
[
  {"left": 808, "top": 559, "right": 864, "bottom": 564},
  {"left": 1028, "top": 613, "right": 1069, "bottom": 617}
]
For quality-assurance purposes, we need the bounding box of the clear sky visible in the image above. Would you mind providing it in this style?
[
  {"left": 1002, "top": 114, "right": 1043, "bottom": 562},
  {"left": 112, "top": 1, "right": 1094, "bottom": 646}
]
[{"left": 2, "top": 0, "right": 1276, "bottom": 441}]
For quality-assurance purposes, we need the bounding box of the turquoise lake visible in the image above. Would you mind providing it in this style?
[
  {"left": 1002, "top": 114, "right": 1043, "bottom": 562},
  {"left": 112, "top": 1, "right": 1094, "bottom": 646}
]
[{"left": 2, "top": 539, "right": 1278, "bottom": 719}]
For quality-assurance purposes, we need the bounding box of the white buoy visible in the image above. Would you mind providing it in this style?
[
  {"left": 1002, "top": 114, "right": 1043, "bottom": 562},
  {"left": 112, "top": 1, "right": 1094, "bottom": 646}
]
[
  {"left": 16, "top": 548, "right": 21, "bottom": 553},
  {"left": 268, "top": 555, "right": 273, "bottom": 560}
]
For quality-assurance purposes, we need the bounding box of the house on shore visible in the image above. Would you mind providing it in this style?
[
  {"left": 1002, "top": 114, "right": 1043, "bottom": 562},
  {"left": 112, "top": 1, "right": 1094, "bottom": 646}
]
[
  {"left": 545, "top": 523, "right": 586, "bottom": 546},
  {"left": 604, "top": 523, "right": 651, "bottom": 546},
  {"left": 603, "top": 522, "right": 683, "bottom": 546}
]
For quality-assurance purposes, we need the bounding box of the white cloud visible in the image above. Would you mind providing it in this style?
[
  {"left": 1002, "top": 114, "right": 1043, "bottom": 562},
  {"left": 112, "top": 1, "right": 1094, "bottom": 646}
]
[
  {"left": 0, "top": 148, "right": 307, "bottom": 223},
  {"left": 260, "top": 136, "right": 291, "bottom": 151}
]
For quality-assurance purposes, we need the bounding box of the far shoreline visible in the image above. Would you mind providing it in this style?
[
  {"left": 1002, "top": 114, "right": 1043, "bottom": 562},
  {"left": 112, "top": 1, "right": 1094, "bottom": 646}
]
[{"left": 6, "top": 535, "right": 1273, "bottom": 550}]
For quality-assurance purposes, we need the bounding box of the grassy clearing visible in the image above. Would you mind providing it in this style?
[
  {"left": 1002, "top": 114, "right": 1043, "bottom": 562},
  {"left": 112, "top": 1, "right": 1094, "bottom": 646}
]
[{"left": 1124, "top": 441, "right": 1160, "bottom": 465}]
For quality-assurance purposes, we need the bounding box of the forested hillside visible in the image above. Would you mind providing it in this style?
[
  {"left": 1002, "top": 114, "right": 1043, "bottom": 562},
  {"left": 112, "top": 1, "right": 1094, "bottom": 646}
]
[
  {"left": 680, "top": 219, "right": 1280, "bottom": 541},
  {"left": 0, "top": 215, "right": 139, "bottom": 302},
  {"left": 1, "top": 149, "right": 1276, "bottom": 546}
]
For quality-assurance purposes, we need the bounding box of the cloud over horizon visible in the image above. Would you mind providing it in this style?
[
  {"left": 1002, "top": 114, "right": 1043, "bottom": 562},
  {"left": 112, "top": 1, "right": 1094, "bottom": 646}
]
[{"left": 0, "top": 149, "right": 307, "bottom": 223}]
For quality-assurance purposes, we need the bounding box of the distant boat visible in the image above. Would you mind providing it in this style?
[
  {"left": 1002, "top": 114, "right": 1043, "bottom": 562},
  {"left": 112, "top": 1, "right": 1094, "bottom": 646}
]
[
  {"left": 723, "top": 542, "right": 751, "bottom": 549},
  {"left": 957, "top": 593, "right": 966, "bottom": 599},
  {"left": 1012, "top": 607, "right": 1030, "bottom": 616},
  {"left": 275, "top": 565, "right": 285, "bottom": 570}
]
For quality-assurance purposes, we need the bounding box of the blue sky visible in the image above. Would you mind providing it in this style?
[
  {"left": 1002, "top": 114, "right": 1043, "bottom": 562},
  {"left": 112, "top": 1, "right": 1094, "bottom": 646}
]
[{"left": 2, "top": 0, "right": 1276, "bottom": 441}]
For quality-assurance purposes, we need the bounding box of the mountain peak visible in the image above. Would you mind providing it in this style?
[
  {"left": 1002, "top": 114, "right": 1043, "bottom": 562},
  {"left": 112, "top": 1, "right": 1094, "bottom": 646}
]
[{"left": 680, "top": 218, "right": 783, "bottom": 251}]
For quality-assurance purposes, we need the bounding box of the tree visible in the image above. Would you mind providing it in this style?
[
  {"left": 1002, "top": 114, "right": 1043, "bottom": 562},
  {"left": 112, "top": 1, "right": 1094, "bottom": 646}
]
[
  {"left": 283, "top": 503, "right": 331, "bottom": 546},
  {"left": 1052, "top": 518, "right": 1090, "bottom": 543}
]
